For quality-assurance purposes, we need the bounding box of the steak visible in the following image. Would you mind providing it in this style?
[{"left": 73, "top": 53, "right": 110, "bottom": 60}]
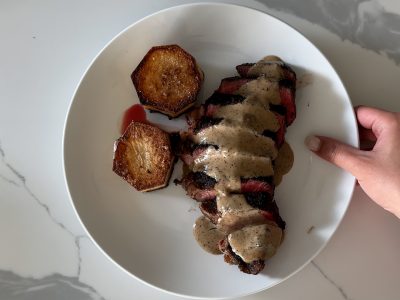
[
  {"left": 205, "top": 91, "right": 245, "bottom": 106},
  {"left": 199, "top": 199, "right": 220, "bottom": 224},
  {"left": 217, "top": 77, "right": 296, "bottom": 126},
  {"left": 235, "top": 62, "right": 296, "bottom": 84},
  {"left": 241, "top": 178, "right": 274, "bottom": 194},
  {"left": 178, "top": 172, "right": 217, "bottom": 201},
  {"left": 244, "top": 193, "right": 286, "bottom": 229},
  {"left": 219, "top": 238, "right": 265, "bottom": 275},
  {"left": 177, "top": 56, "right": 296, "bottom": 275},
  {"left": 179, "top": 144, "right": 218, "bottom": 166},
  {"left": 217, "top": 77, "right": 252, "bottom": 94},
  {"left": 262, "top": 112, "right": 286, "bottom": 148},
  {"left": 193, "top": 117, "right": 223, "bottom": 134},
  {"left": 181, "top": 172, "right": 276, "bottom": 196}
]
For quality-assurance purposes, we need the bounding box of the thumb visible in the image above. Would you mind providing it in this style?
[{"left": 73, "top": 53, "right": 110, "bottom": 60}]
[{"left": 305, "top": 135, "right": 368, "bottom": 177}]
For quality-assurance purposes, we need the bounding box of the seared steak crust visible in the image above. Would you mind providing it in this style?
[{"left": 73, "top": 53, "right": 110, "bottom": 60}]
[{"left": 219, "top": 238, "right": 265, "bottom": 275}]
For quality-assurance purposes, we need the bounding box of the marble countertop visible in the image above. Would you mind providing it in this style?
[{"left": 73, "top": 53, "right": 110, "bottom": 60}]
[{"left": 1, "top": 0, "right": 400, "bottom": 299}]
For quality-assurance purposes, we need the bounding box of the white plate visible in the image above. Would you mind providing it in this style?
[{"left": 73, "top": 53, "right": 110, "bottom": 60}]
[{"left": 63, "top": 3, "right": 357, "bottom": 299}]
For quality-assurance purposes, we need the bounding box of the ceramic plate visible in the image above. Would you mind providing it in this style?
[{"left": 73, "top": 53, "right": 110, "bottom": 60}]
[{"left": 63, "top": 3, "right": 357, "bottom": 299}]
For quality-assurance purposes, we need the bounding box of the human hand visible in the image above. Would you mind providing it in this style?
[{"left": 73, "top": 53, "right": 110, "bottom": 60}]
[{"left": 305, "top": 106, "right": 400, "bottom": 219}]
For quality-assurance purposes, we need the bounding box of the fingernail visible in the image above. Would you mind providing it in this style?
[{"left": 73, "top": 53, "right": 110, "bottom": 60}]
[{"left": 305, "top": 135, "right": 321, "bottom": 151}]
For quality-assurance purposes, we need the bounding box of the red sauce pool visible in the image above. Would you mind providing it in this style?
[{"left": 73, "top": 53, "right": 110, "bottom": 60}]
[{"left": 120, "top": 104, "right": 147, "bottom": 134}]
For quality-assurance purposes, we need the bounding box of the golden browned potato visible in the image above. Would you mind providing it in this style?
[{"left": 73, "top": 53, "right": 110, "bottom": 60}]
[
  {"left": 131, "top": 44, "right": 204, "bottom": 118},
  {"left": 113, "top": 122, "right": 174, "bottom": 192}
]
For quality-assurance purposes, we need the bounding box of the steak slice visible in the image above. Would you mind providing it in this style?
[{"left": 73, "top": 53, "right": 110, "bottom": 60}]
[
  {"left": 244, "top": 193, "right": 286, "bottom": 229},
  {"left": 190, "top": 171, "right": 217, "bottom": 189},
  {"left": 179, "top": 172, "right": 217, "bottom": 201},
  {"left": 241, "top": 178, "right": 275, "bottom": 194},
  {"left": 235, "top": 62, "right": 296, "bottom": 84},
  {"left": 262, "top": 112, "right": 286, "bottom": 148},
  {"left": 219, "top": 238, "right": 265, "bottom": 275},
  {"left": 217, "top": 77, "right": 296, "bottom": 126},
  {"left": 184, "top": 186, "right": 216, "bottom": 202},
  {"left": 202, "top": 103, "right": 286, "bottom": 148},
  {"left": 181, "top": 172, "right": 276, "bottom": 197},
  {"left": 279, "top": 80, "right": 296, "bottom": 125},
  {"left": 235, "top": 63, "right": 254, "bottom": 78},
  {"left": 217, "top": 208, "right": 276, "bottom": 234},
  {"left": 217, "top": 77, "right": 252, "bottom": 94},
  {"left": 199, "top": 199, "right": 220, "bottom": 224},
  {"left": 179, "top": 144, "right": 218, "bottom": 166},
  {"left": 180, "top": 171, "right": 284, "bottom": 229},
  {"left": 186, "top": 106, "right": 204, "bottom": 132},
  {"left": 205, "top": 91, "right": 245, "bottom": 106},
  {"left": 186, "top": 93, "right": 246, "bottom": 130},
  {"left": 193, "top": 116, "right": 223, "bottom": 134}
]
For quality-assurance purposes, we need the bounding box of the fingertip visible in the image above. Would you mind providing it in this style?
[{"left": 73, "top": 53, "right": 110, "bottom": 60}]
[{"left": 305, "top": 135, "right": 321, "bottom": 152}]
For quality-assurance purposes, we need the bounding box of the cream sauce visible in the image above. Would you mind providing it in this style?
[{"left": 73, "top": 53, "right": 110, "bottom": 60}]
[
  {"left": 247, "top": 63, "right": 286, "bottom": 80},
  {"left": 193, "top": 124, "right": 277, "bottom": 158},
  {"left": 247, "top": 55, "right": 287, "bottom": 82},
  {"left": 192, "top": 55, "right": 294, "bottom": 263},
  {"left": 273, "top": 142, "right": 294, "bottom": 186},
  {"left": 193, "top": 147, "right": 274, "bottom": 186},
  {"left": 228, "top": 223, "right": 282, "bottom": 263},
  {"left": 217, "top": 210, "right": 273, "bottom": 234},
  {"left": 193, "top": 216, "right": 225, "bottom": 255},
  {"left": 216, "top": 193, "right": 253, "bottom": 215},
  {"left": 214, "top": 102, "right": 279, "bottom": 132},
  {"left": 263, "top": 55, "right": 283, "bottom": 62},
  {"left": 237, "top": 78, "right": 281, "bottom": 105}
]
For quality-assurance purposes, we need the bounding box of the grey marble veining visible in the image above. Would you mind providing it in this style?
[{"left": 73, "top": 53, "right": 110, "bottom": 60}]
[
  {"left": 257, "top": 0, "right": 400, "bottom": 63},
  {"left": 0, "top": 271, "right": 104, "bottom": 300},
  {"left": 0, "top": 140, "right": 90, "bottom": 295},
  {"left": 311, "top": 261, "right": 352, "bottom": 300}
]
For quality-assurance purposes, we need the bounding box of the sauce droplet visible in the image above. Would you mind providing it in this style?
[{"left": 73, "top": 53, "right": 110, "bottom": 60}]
[{"left": 120, "top": 104, "right": 147, "bottom": 134}]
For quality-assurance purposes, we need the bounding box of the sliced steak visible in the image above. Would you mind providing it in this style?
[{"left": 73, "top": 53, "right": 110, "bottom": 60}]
[
  {"left": 175, "top": 135, "right": 196, "bottom": 165},
  {"left": 179, "top": 172, "right": 217, "bottom": 201},
  {"left": 205, "top": 91, "right": 245, "bottom": 106},
  {"left": 217, "top": 77, "right": 296, "bottom": 126},
  {"left": 217, "top": 208, "right": 276, "bottom": 234},
  {"left": 205, "top": 104, "right": 218, "bottom": 117},
  {"left": 186, "top": 93, "right": 246, "bottom": 129},
  {"left": 204, "top": 104, "right": 285, "bottom": 146},
  {"left": 217, "top": 77, "right": 252, "bottom": 94},
  {"left": 184, "top": 186, "right": 216, "bottom": 202},
  {"left": 279, "top": 80, "right": 296, "bottom": 125},
  {"left": 193, "top": 116, "right": 223, "bottom": 134},
  {"left": 169, "top": 132, "right": 181, "bottom": 157},
  {"left": 186, "top": 106, "right": 204, "bottom": 131},
  {"left": 241, "top": 178, "right": 275, "bottom": 194},
  {"left": 182, "top": 173, "right": 276, "bottom": 196},
  {"left": 199, "top": 199, "right": 220, "bottom": 224},
  {"left": 179, "top": 144, "right": 218, "bottom": 166},
  {"left": 262, "top": 112, "right": 286, "bottom": 148},
  {"left": 235, "top": 63, "right": 254, "bottom": 78},
  {"left": 236, "top": 62, "right": 296, "bottom": 84},
  {"left": 191, "top": 171, "right": 217, "bottom": 189},
  {"left": 244, "top": 193, "right": 286, "bottom": 229},
  {"left": 219, "top": 238, "right": 265, "bottom": 275}
]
